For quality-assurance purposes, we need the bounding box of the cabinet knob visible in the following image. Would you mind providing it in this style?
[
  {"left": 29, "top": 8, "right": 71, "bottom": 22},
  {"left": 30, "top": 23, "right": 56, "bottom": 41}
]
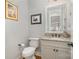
[
  {"left": 53, "top": 49, "right": 59, "bottom": 52},
  {"left": 53, "top": 49, "right": 55, "bottom": 51},
  {"left": 56, "top": 49, "right": 59, "bottom": 52}
]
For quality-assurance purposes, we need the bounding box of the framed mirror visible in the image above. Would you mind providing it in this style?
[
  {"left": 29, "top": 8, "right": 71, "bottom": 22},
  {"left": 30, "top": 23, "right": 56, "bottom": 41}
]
[{"left": 45, "top": 4, "right": 66, "bottom": 33}]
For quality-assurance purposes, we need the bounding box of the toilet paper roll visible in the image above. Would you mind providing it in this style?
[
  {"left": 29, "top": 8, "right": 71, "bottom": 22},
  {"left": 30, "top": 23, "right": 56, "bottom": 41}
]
[{"left": 18, "top": 43, "right": 25, "bottom": 47}]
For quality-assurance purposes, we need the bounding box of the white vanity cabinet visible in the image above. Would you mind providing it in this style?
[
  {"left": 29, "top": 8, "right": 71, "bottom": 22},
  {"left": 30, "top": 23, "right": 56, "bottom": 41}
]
[{"left": 40, "top": 39, "right": 72, "bottom": 59}]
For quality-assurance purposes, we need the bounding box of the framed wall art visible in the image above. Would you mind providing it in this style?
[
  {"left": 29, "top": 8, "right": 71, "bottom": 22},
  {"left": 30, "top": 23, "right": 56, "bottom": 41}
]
[
  {"left": 31, "top": 13, "right": 42, "bottom": 24},
  {"left": 5, "top": 0, "right": 18, "bottom": 21}
]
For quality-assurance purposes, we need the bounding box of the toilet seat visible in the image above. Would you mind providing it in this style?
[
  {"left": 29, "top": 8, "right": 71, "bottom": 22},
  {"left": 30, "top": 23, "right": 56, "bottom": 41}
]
[{"left": 22, "top": 47, "right": 36, "bottom": 57}]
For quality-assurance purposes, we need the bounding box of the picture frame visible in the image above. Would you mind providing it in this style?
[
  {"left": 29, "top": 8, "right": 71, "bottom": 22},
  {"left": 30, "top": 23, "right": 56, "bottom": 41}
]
[
  {"left": 31, "top": 14, "right": 42, "bottom": 24},
  {"left": 5, "top": 0, "right": 18, "bottom": 21}
]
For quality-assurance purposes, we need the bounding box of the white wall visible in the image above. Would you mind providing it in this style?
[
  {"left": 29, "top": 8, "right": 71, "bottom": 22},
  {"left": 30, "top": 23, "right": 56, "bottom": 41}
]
[{"left": 5, "top": 0, "right": 29, "bottom": 59}]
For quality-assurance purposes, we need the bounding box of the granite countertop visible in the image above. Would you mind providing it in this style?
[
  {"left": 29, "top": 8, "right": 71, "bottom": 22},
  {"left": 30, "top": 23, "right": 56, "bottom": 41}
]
[{"left": 39, "top": 36, "right": 72, "bottom": 42}]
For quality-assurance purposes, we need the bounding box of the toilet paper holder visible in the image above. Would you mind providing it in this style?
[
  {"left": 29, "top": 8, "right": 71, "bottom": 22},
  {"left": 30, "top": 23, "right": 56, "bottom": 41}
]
[{"left": 18, "top": 43, "right": 25, "bottom": 47}]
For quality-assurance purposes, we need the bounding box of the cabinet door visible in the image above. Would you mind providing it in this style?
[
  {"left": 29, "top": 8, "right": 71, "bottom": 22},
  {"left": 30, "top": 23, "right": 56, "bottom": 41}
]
[
  {"left": 41, "top": 45, "right": 55, "bottom": 59},
  {"left": 55, "top": 47, "right": 71, "bottom": 59}
]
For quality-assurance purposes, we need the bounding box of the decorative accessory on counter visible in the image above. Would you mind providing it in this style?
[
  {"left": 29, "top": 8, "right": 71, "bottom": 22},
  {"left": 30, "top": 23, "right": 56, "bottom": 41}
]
[
  {"left": 62, "top": 31, "right": 71, "bottom": 38},
  {"left": 31, "top": 13, "right": 42, "bottom": 24}
]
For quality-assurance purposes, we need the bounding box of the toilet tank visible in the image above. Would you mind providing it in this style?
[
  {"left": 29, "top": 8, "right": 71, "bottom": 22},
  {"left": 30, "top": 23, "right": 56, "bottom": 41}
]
[{"left": 29, "top": 38, "right": 39, "bottom": 48}]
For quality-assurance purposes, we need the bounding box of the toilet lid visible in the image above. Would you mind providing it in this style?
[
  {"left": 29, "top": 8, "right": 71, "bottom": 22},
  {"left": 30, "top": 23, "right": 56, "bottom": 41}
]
[{"left": 22, "top": 47, "right": 35, "bottom": 57}]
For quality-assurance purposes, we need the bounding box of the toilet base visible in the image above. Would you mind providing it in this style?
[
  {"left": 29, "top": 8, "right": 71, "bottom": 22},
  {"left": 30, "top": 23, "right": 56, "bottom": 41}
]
[{"left": 23, "top": 55, "right": 35, "bottom": 59}]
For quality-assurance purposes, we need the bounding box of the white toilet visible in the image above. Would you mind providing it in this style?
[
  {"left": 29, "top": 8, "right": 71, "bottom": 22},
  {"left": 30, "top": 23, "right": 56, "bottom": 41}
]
[{"left": 22, "top": 38, "right": 39, "bottom": 59}]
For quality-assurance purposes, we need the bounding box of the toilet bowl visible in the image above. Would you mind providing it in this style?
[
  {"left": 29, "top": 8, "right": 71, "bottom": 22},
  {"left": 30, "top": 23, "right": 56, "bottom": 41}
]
[
  {"left": 22, "top": 38, "right": 39, "bottom": 59},
  {"left": 22, "top": 47, "right": 35, "bottom": 57}
]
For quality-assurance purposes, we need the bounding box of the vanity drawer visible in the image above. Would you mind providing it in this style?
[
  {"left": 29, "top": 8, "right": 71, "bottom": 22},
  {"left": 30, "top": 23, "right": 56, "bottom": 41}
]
[{"left": 40, "top": 39, "right": 72, "bottom": 48}]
